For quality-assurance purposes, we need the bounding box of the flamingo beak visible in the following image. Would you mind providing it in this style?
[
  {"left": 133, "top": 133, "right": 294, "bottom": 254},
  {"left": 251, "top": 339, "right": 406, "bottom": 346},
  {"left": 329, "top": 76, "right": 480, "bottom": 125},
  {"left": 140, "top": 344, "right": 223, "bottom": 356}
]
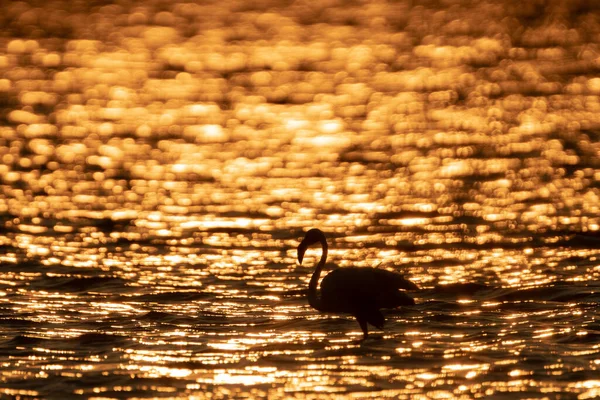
[{"left": 297, "top": 241, "right": 307, "bottom": 265}]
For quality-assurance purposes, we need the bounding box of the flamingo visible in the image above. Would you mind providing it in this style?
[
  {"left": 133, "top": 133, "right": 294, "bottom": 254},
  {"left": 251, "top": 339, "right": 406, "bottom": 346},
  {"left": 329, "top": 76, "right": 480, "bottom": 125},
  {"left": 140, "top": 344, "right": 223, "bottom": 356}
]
[{"left": 297, "top": 228, "right": 417, "bottom": 340}]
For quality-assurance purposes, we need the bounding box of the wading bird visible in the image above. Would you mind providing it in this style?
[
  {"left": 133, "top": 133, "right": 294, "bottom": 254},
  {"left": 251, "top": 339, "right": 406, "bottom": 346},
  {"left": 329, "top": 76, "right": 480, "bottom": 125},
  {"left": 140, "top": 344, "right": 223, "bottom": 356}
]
[{"left": 298, "top": 228, "right": 417, "bottom": 340}]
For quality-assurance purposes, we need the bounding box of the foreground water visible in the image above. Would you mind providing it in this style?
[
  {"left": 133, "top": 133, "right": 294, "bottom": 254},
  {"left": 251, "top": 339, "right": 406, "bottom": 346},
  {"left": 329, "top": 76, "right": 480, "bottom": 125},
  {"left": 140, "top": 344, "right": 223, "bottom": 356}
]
[{"left": 2, "top": 0, "right": 600, "bottom": 398}]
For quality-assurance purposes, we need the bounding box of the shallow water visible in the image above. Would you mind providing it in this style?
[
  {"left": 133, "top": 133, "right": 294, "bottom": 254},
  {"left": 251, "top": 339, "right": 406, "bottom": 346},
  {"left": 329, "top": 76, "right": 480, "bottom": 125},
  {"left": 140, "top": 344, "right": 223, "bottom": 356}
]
[{"left": 1, "top": 0, "right": 600, "bottom": 398}]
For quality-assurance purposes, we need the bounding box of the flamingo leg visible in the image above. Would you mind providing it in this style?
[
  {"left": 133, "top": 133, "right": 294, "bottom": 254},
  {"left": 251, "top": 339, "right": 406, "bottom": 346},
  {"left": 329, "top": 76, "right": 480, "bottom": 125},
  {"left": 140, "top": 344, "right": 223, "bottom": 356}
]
[{"left": 356, "top": 316, "right": 369, "bottom": 340}]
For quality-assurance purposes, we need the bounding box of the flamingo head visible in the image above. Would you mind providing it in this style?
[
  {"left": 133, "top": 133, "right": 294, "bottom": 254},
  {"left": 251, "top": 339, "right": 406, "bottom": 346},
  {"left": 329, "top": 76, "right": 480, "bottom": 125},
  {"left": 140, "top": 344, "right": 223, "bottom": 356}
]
[{"left": 297, "top": 228, "right": 326, "bottom": 264}]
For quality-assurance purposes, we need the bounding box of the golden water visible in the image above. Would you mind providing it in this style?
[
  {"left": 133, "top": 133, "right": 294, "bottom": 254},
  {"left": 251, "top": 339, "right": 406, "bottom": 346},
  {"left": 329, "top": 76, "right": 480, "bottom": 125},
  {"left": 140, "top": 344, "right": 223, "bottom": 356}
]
[{"left": 1, "top": 0, "right": 600, "bottom": 398}]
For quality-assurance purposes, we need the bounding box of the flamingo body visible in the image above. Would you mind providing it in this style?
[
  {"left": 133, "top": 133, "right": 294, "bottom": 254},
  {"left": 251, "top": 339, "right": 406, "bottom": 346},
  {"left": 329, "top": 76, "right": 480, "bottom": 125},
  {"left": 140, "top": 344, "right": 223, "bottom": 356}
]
[{"left": 298, "top": 228, "right": 417, "bottom": 339}]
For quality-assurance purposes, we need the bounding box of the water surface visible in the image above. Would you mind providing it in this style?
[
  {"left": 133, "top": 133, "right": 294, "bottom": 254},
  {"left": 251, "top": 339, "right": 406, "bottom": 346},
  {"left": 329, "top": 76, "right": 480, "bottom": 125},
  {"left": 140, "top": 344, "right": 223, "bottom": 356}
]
[{"left": 1, "top": 0, "right": 600, "bottom": 398}]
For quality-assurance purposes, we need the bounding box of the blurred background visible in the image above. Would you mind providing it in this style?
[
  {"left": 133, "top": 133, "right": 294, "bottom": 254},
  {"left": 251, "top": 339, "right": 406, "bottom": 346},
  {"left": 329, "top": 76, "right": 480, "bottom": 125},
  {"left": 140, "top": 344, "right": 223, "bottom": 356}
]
[{"left": 1, "top": 0, "right": 600, "bottom": 398}]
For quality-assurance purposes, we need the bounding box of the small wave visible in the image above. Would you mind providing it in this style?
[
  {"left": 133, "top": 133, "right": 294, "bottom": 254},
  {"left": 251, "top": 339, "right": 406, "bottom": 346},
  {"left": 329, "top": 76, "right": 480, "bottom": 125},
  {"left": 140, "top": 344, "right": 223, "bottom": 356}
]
[
  {"left": 132, "top": 291, "right": 210, "bottom": 302},
  {"left": 7, "top": 260, "right": 46, "bottom": 272},
  {"left": 268, "top": 317, "right": 317, "bottom": 331},
  {"left": 415, "top": 283, "right": 491, "bottom": 302},
  {"left": 4, "top": 332, "right": 129, "bottom": 348},
  {"left": 557, "top": 330, "right": 600, "bottom": 344},
  {"left": 31, "top": 275, "right": 130, "bottom": 294},
  {"left": 490, "top": 284, "right": 599, "bottom": 303},
  {"left": 568, "top": 233, "right": 600, "bottom": 247},
  {"left": 72, "top": 332, "right": 129, "bottom": 347},
  {"left": 139, "top": 310, "right": 178, "bottom": 321},
  {"left": 138, "top": 310, "right": 206, "bottom": 325},
  {"left": 0, "top": 317, "right": 36, "bottom": 328},
  {"left": 409, "top": 300, "right": 468, "bottom": 312},
  {"left": 432, "top": 282, "right": 490, "bottom": 296},
  {"left": 0, "top": 335, "right": 54, "bottom": 357},
  {"left": 4, "top": 334, "right": 49, "bottom": 346}
]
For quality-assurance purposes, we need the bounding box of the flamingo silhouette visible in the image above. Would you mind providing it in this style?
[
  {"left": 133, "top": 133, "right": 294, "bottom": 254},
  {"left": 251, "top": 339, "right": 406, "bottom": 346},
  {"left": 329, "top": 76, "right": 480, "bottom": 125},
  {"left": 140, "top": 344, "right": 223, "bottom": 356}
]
[{"left": 298, "top": 228, "right": 417, "bottom": 340}]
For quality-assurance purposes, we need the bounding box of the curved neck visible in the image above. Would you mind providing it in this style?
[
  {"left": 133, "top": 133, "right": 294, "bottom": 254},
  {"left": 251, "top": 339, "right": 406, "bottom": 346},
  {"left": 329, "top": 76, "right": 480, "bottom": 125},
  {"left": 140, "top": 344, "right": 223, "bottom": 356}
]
[{"left": 307, "top": 237, "right": 328, "bottom": 311}]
